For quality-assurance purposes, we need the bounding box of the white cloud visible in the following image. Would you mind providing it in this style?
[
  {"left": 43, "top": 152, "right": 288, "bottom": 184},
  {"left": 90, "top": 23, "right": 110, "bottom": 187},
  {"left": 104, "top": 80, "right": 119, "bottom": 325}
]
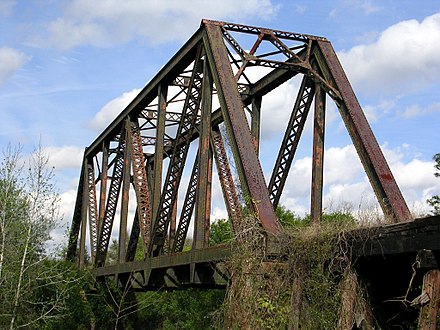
[
  {"left": 324, "top": 145, "right": 363, "bottom": 185},
  {"left": 43, "top": 0, "right": 280, "bottom": 49},
  {"left": 43, "top": 145, "right": 84, "bottom": 170},
  {"left": 48, "top": 187, "right": 78, "bottom": 251},
  {"left": 399, "top": 102, "right": 440, "bottom": 119},
  {"left": 0, "top": 47, "right": 29, "bottom": 86},
  {"left": 338, "top": 12, "right": 440, "bottom": 95},
  {"left": 90, "top": 88, "right": 141, "bottom": 130},
  {"left": 362, "top": 98, "right": 397, "bottom": 122},
  {"left": 279, "top": 143, "right": 440, "bottom": 217},
  {"left": 260, "top": 78, "right": 302, "bottom": 140},
  {"left": 59, "top": 188, "right": 77, "bottom": 225}
]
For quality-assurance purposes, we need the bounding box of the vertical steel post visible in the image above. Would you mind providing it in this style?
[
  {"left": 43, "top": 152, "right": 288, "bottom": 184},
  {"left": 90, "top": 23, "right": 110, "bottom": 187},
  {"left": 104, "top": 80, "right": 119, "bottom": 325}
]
[
  {"left": 86, "top": 159, "right": 98, "bottom": 263},
  {"left": 66, "top": 156, "right": 85, "bottom": 261},
  {"left": 153, "top": 84, "right": 167, "bottom": 222},
  {"left": 310, "top": 84, "right": 326, "bottom": 223},
  {"left": 119, "top": 122, "right": 131, "bottom": 263},
  {"left": 168, "top": 193, "right": 177, "bottom": 252},
  {"left": 251, "top": 95, "right": 262, "bottom": 155},
  {"left": 79, "top": 160, "right": 88, "bottom": 269},
  {"left": 194, "top": 58, "right": 213, "bottom": 249},
  {"left": 98, "top": 141, "right": 109, "bottom": 236}
]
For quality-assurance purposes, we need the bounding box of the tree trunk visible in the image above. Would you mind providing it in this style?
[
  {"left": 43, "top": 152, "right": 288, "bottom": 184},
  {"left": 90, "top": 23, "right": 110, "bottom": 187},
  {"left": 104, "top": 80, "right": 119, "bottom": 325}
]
[{"left": 9, "top": 225, "right": 31, "bottom": 330}]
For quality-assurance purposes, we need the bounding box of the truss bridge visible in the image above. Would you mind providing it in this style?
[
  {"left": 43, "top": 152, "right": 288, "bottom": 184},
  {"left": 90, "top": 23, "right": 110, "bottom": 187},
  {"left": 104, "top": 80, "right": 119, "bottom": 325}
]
[{"left": 67, "top": 20, "right": 440, "bottom": 327}]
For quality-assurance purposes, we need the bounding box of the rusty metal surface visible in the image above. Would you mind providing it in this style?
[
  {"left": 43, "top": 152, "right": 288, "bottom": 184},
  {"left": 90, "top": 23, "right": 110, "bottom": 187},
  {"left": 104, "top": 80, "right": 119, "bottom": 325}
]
[
  {"left": 172, "top": 154, "right": 199, "bottom": 253},
  {"left": 85, "top": 29, "right": 205, "bottom": 158},
  {"left": 86, "top": 161, "right": 98, "bottom": 262},
  {"left": 268, "top": 76, "right": 314, "bottom": 208},
  {"left": 118, "top": 124, "right": 131, "bottom": 263},
  {"left": 67, "top": 19, "right": 416, "bottom": 286},
  {"left": 310, "top": 85, "right": 326, "bottom": 223},
  {"left": 193, "top": 58, "right": 213, "bottom": 250},
  {"left": 211, "top": 128, "right": 242, "bottom": 231},
  {"left": 316, "top": 40, "right": 412, "bottom": 222},
  {"left": 128, "top": 120, "right": 152, "bottom": 250},
  {"left": 149, "top": 45, "right": 204, "bottom": 256},
  {"left": 94, "top": 244, "right": 230, "bottom": 277},
  {"left": 204, "top": 22, "right": 281, "bottom": 237},
  {"left": 95, "top": 129, "right": 125, "bottom": 266},
  {"left": 66, "top": 156, "right": 85, "bottom": 261}
]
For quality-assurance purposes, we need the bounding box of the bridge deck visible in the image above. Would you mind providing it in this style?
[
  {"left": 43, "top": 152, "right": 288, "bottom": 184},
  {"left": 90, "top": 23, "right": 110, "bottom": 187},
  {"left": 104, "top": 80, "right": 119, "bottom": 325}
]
[{"left": 95, "top": 215, "right": 440, "bottom": 290}]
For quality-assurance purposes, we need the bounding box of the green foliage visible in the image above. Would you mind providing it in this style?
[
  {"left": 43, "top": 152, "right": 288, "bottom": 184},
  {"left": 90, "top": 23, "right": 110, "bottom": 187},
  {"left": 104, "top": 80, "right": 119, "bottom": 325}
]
[
  {"left": 433, "top": 153, "right": 440, "bottom": 177},
  {"left": 275, "top": 205, "right": 304, "bottom": 228},
  {"left": 256, "top": 293, "right": 290, "bottom": 329},
  {"left": 427, "top": 153, "right": 440, "bottom": 215},
  {"left": 427, "top": 195, "right": 440, "bottom": 216},
  {"left": 276, "top": 204, "right": 356, "bottom": 229},
  {"left": 137, "top": 289, "right": 225, "bottom": 329},
  {"left": 209, "top": 218, "right": 233, "bottom": 245},
  {"left": 0, "top": 145, "right": 62, "bottom": 329},
  {"left": 30, "top": 262, "right": 98, "bottom": 330}
]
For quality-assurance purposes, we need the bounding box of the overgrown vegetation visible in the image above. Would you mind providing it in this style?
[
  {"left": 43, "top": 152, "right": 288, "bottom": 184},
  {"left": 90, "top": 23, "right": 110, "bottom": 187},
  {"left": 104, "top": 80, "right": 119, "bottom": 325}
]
[{"left": 216, "top": 209, "right": 374, "bottom": 329}]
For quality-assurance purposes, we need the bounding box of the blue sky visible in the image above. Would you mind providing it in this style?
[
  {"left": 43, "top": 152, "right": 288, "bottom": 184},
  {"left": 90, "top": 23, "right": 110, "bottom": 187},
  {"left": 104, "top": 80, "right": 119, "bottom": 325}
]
[{"left": 1, "top": 0, "right": 440, "bottom": 244}]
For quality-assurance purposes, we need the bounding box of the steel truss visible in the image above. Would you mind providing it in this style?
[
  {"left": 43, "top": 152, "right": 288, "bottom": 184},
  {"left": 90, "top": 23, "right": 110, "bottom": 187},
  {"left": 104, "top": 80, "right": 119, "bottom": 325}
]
[{"left": 67, "top": 19, "right": 411, "bottom": 287}]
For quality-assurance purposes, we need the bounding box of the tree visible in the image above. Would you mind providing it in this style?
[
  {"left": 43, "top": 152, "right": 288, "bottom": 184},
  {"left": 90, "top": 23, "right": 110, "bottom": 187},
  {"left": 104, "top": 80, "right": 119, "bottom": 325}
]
[
  {"left": 427, "top": 153, "right": 440, "bottom": 216},
  {"left": 275, "top": 205, "right": 303, "bottom": 228},
  {"left": 209, "top": 218, "right": 233, "bottom": 245},
  {"left": 0, "top": 144, "right": 85, "bottom": 329}
]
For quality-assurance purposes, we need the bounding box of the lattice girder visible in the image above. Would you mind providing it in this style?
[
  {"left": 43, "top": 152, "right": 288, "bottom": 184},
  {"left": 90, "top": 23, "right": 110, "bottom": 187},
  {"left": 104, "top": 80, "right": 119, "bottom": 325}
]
[{"left": 68, "top": 19, "right": 411, "bottom": 268}]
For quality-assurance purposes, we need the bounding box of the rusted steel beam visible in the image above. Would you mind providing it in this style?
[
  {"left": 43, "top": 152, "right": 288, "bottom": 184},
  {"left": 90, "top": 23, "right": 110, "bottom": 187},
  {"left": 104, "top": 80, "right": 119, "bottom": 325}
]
[
  {"left": 152, "top": 84, "right": 167, "bottom": 223},
  {"left": 268, "top": 76, "right": 314, "bottom": 208},
  {"left": 119, "top": 123, "right": 131, "bottom": 263},
  {"left": 172, "top": 154, "right": 199, "bottom": 253},
  {"left": 315, "top": 40, "right": 412, "bottom": 222},
  {"left": 211, "top": 128, "right": 242, "bottom": 232},
  {"left": 66, "top": 155, "right": 85, "bottom": 261},
  {"left": 86, "top": 159, "right": 98, "bottom": 262},
  {"left": 204, "top": 22, "right": 281, "bottom": 237},
  {"left": 310, "top": 84, "right": 326, "bottom": 223},
  {"left": 129, "top": 119, "right": 152, "bottom": 251},
  {"left": 95, "top": 130, "right": 126, "bottom": 267},
  {"left": 167, "top": 188, "right": 178, "bottom": 253},
  {"left": 79, "top": 160, "right": 88, "bottom": 269},
  {"left": 143, "top": 57, "right": 307, "bottom": 172},
  {"left": 149, "top": 44, "right": 204, "bottom": 256},
  {"left": 203, "top": 19, "right": 324, "bottom": 42},
  {"left": 94, "top": 244, "right": 230, "bottom": 278},
  {"left": 85, "top": 29, "right": 204, "bottom": 158},
  {"left": 194, "top": 59, "right": 213, "bottom": 250},
  {"left": 251, "top": 95, "right": 261, "bottom": 154},
  {"left": 126, "top": 212, "right": 140, "bottom": 262},
  {"left": 98, "top": 141, "right": 109, "bottom": 237},
  {"left": 84, "top": 21, "right": 313, "bottom": 163}
]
